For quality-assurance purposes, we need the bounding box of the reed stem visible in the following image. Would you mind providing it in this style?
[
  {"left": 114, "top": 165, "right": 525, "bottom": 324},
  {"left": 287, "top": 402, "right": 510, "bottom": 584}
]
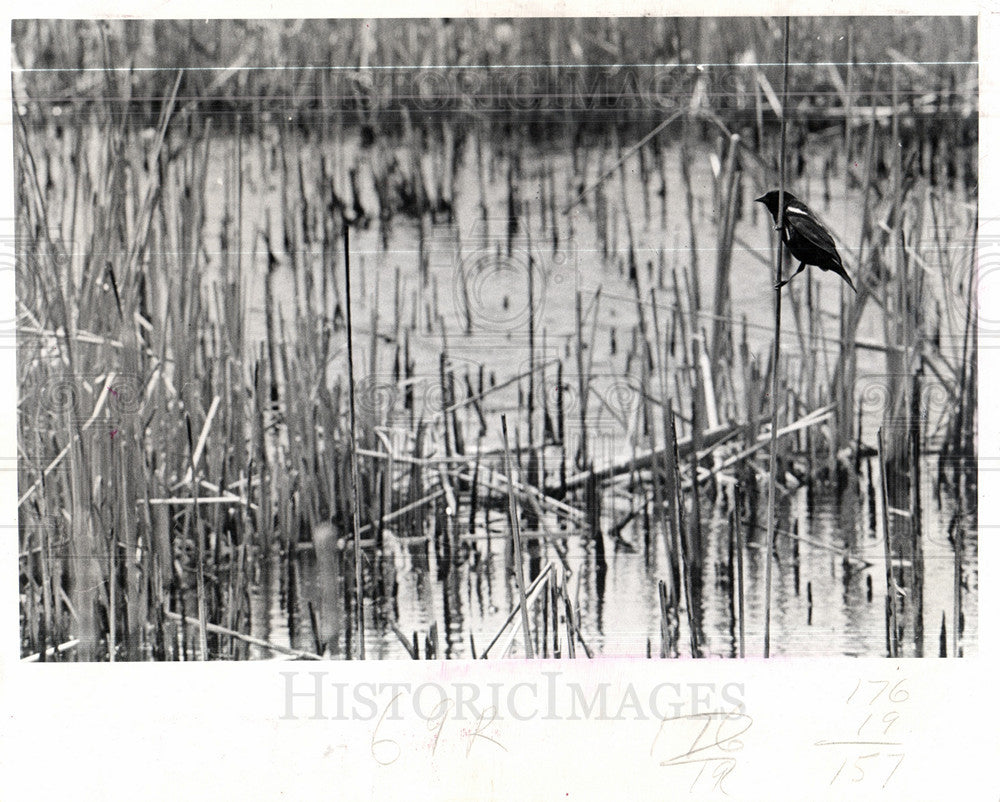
[
  {"left": 343, "top": 224, "right": 366, "bottom": 660},
  {"left": 500, "top": 414, "right": 535, "bottom": 659},
  {"left": 763, "top": 15, "right": 791, "bottom": 659}
]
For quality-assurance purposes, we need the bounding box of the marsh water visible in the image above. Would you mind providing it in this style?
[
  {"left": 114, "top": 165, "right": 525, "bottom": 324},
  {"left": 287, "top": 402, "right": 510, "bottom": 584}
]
[
  {"left": 217, "top": 133, "right": 978, "bottom": 659},
  {"left": 260, "top": 464, "right": 974, "bottom": 659}
]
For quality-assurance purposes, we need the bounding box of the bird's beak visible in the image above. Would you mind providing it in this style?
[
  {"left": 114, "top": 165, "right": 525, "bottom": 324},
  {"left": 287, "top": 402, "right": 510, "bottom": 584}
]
[{"left": 754, "top": 195, "right": 765, "bottom": 204}]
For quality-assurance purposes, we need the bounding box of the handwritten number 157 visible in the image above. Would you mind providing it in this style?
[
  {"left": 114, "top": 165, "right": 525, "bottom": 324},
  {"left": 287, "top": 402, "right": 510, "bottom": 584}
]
[{"left": 830, "top": 753, "right": 904, "bottom": 789}]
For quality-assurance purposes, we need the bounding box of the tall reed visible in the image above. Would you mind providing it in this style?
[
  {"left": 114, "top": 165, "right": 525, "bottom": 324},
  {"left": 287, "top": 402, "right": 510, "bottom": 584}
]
[{"left": 763, "top": 16, "right": 791, "bottom": 659}]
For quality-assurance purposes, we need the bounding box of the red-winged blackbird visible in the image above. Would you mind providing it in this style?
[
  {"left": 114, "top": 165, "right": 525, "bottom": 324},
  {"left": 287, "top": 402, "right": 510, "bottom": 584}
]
[{"left": 755, "top": 190, "right": 857, "bottom": 293}]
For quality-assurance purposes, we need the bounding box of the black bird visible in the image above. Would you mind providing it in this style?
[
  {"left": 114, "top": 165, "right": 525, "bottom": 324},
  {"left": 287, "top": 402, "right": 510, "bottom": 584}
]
[{"left": 755, "top": 190, "right": 856, "bottom": 293}]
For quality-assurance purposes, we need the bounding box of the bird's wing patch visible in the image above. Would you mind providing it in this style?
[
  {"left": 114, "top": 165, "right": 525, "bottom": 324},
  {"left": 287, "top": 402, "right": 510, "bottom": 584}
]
[{"left": 785, "top": 208, "right": 840, "bottom": 261}]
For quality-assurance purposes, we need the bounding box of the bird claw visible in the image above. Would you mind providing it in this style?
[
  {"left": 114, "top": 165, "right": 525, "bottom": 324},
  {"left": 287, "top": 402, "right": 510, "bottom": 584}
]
[{"left": 773, "top": 281, "right": 785, "bottom": 291}]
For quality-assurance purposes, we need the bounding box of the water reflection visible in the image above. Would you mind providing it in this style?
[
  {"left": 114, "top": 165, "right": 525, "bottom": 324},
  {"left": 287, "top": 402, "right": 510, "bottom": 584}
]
[{"left": 245, "top": 456, "right": 977, "bottom": 660}]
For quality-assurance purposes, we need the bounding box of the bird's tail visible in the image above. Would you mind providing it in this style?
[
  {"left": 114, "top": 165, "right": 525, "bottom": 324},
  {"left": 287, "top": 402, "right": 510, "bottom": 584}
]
[{"left": 835, "top": 264, "right": 857, "bottom": 293}]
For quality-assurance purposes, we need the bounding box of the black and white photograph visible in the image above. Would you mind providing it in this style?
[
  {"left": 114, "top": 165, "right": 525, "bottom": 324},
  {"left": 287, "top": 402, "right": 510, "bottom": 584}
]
[
  {"left": 12, "top": 16, "right": 978, "bottom": 663},
  {"left": 5, "top": 6, "right": 999, "bottom": 800}
]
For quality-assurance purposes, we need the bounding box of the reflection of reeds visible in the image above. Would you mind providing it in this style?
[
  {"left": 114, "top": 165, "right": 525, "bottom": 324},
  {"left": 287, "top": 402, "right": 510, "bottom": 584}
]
[
  {"left": 878, "top": 428, "right": 899, "bottom": 658},
  {"left": 500, "top": 414, "right": 533, "bottom": 659},
  {"left": 733, "top": 500, "right": 745, "bottom": 658}
]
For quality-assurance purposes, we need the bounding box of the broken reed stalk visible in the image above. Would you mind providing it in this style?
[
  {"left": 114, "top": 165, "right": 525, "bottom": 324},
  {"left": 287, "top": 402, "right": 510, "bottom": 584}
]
[
  {"left": 164, "top": 610, "right": 323, "bottom": 661},
  {"left": 343, "top": 224, "right": 366, "bottom": 660},
  {"left": 390, "top": 619, "right": 418, "bottom": 659},
  {"left": 500, "top": 413, "right": 534, "bottom": 659},
  {"left": 480, "top": 562, "right": 555, "bottom": 659},
  {"left": 561, "top": 110, "right": 684, "bottom": 214},
  {"left": 763, "top": 15, "right": 791, "bottom": 659}
]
